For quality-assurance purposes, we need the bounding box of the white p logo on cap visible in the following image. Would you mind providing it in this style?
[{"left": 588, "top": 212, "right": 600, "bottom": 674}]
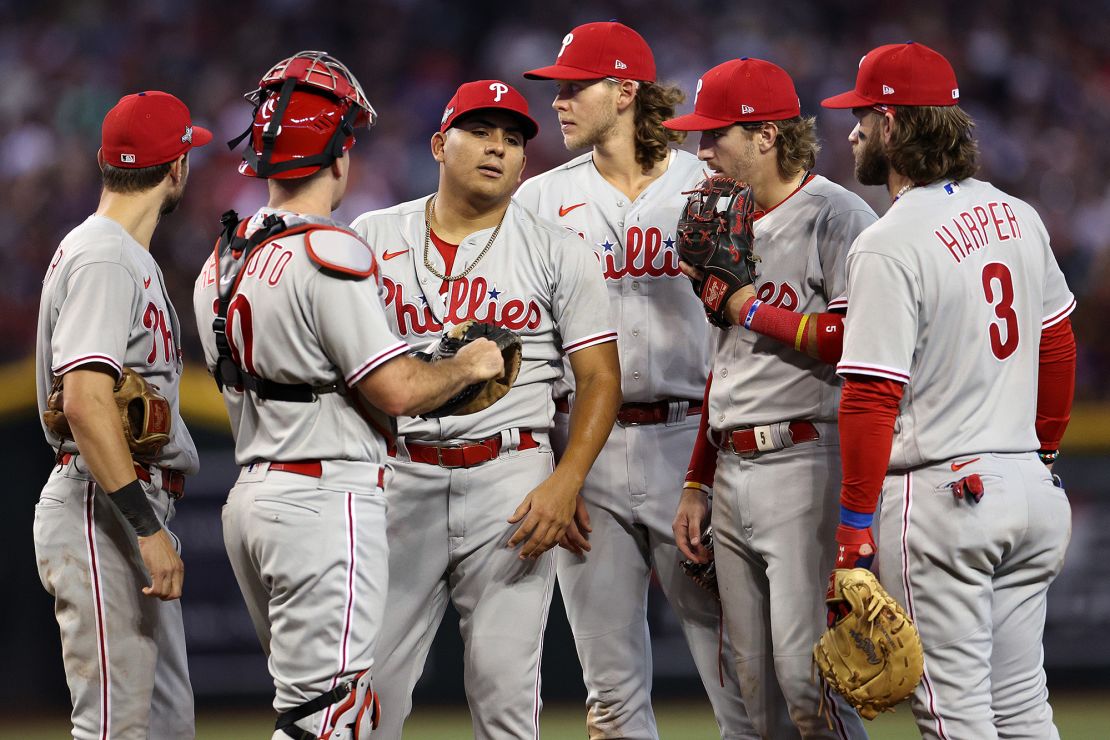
[
  {"left": 558, "top": 33, "right": 574, "bottom": 58},
  {"left": 489, "top": 82, "right": 509, "bottom": 102},
  {"left": 694, "top": 78, "right": 703, "bottom": 106}
]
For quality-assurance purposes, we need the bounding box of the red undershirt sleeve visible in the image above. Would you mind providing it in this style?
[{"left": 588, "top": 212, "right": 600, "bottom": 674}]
[
  {"left": 1036, "top": 317, "right": 1076, "bottom": 451},
  {"left": 839, "top": 375, "right": 904, "bottom": 517},
  {"left": 738, "top": 296, "right": 844, "bottom": 364},
  {"left": 684, "top": 372, "right": 718, "bottom": 492}
]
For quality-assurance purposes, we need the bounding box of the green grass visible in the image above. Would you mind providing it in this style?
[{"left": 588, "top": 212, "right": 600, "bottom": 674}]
[{"left": 7, "top": 692, "right": 1108, "bottom": 738}]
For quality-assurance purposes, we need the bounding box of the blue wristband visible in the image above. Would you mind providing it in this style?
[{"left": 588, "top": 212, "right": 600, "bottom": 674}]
[
  {"left": 743, "top": 299, "right": 762, "bottom": 330},
  {"left": 840, "top": 505, "right": 874, "bottom": 530}
]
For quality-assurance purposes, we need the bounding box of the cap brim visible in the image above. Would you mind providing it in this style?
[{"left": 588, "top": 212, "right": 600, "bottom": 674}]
[
  {"left": 820, "top": 91, "right": 873, "bottom": 109},
  {"left": 662, "top": 112, "right": 739, "bottom": 132},
  {"left": 444, "top": 108, "right": 540, "bottom": 141},
  {"left": 190, "top": 125, "right": 214, "bottom": 147},
  {"left": 523, "top": 64, "right": 607, "bottom": 81}
]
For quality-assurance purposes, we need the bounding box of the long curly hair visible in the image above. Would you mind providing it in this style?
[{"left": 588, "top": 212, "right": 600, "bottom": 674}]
[
  {"left": 771, "top": 116, "right": 820, "bottom": 180},
  {"left": 633, "top": 82, "right": 687, "bottom": 172},
  {"left": 886, "top": 105, "right": 979, "bottom": 182}
]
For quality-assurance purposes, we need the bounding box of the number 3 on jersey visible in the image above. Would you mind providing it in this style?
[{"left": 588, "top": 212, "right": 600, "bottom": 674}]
[{"left": 982, "top": 262, "right": 1018, "bottom": 360}]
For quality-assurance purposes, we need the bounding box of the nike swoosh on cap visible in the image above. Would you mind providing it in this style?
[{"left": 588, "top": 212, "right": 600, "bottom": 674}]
[
  {"left": 950, "top": 457, "right": 981, "bottom": 472},
  {"left": 558, "top": 202, "right": 587, "bottom": 217},
  {"left": 382, "top": 250, "right": 408, "bottom": 261}
]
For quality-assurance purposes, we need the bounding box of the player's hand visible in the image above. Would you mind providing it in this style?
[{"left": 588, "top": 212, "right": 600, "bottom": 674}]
[
  {"left": 137, "top": 529, "right": 184, "bottom": 600},
  {"left": 673, "top": 488, "right": 712, "bottom": 563},
  {"left": 507, "top": 472, "right": 578, "bottom": 559},
  {"left": 557, "top": 494, "right": 592, "bottom": 555},
  {"left": 834, "top": 523, "right": 875, "bottom": 570},
  {"left": 678, "top": 260, "right": 704, "bottom": 284},
  {"left": 455, "top": 338, "right": 505, "bottom": 383},
  {"left": 725, "top": 284, "right": 757, "bottom": 326}
]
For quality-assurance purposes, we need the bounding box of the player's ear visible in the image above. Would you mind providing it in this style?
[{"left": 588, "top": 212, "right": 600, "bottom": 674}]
[
  {"left": 431, "top": 131, "right": 447, "bottom": 163},
  {"left": 879, "top": 110, "right": 897, "bottom": 145},
  {"left": 758, "top": 123, "right": 779, "bottom": 153},
  {"left": 614, "top": 79, "right": 638, "bottom": 113},
  {"left": 167, "top": 153, "right": 187, "bottom": 184},
  {"left": 516, "top": 152, "right": 527, "bottom": 186},
  {"left": 330, "top": 151, "right": 346, "bottom": 179}
]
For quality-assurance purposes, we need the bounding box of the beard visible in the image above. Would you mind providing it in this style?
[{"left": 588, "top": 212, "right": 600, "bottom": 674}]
[
  {"left": 159, "top": 158, "right": 188, "bottom": 216},
  {"left": 854, "top": 132, "right": 890, "bottom": 186},
  {"left": 564, "top": 107, "right": 619, "bottom": 151},
  {"left": 159, "top": 189, "right": 183, "bottom": 216}
]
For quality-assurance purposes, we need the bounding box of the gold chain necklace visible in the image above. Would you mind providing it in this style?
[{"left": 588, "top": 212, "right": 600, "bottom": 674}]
[
  {"left": 422, "top": 195, "right": 505, "bottom": 282},
  {"left": 893, "top": 183, "right": 915, "bottom": 202}
]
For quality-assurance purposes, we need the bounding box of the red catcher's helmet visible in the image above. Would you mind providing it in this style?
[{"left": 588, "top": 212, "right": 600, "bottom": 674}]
[{"left": 232, "top": 50, "right": 377, "bottom": 180}]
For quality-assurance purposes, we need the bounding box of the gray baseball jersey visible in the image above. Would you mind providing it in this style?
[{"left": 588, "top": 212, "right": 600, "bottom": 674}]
[
  {"left": 38, "top": 214, "right": 199, "bottom": 472},
  {"left": 350, "top": 196, "right": 615, "bottom": 739},
  {"left": 350, "top": 196, "right": 616, "bottom": 439},
  {"left": 708, "top": 175, "right": 877, "bottom": 738},
  {"left": 193, "top": 208, "right": 409, "bottom": 465},
  {"left": 34, "top": 214, "right": 196, "bottom": 739},
  {"left": 838, "top": 178, "right": 1076, "bottom": 467},
  {"left": 838, "top": 178, "right": 1074, "bottom": 739},
  {"left": 193, "top": 208, "right": 401, "bottom": 734},
  {"left": 515, "top": 149, "right": 712, "bottom": 401},
  {"left": 709, "top": 175, "right": 878, "bottom": 430},
  {"left": 516, "top": 149, "right": 757, "bottom": 738}
]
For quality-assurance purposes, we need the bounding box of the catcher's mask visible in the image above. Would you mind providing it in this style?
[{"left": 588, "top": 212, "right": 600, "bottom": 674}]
[{"left": 230, "top": 50, "right": 376, "bottom": 180}]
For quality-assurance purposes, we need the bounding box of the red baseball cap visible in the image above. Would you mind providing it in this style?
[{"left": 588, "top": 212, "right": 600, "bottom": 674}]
[
  {"left": 100, "top": 91, "right": 212, "bottom": 168},
  {"left": 439, "top": 80, "right": 539, "bottom": 140},
  {"left": 663, "top": 58, "right": 801, "bottom": 131},
  {"left": 523, "top": 22, "right": 656, "bottom": 82},
  {"left": 821, "top": 42, "right": 960, "bottom": 109}
]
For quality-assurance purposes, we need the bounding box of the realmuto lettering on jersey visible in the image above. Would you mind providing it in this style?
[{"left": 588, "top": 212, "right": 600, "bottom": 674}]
[
  {"left": 595, "top": 226, "right": 682, "bottom": 280},
  {"left": 382, "top": 275, "right": 542, "bottom": 336}
]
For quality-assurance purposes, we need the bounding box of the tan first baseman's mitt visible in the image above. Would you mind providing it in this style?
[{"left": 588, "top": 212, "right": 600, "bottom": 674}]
[
  {"left": 813, "top": 568, "right": 924, "bottom": 720},
  {"left": 43, "top": 368, "right": 173, "bottom": 459}
]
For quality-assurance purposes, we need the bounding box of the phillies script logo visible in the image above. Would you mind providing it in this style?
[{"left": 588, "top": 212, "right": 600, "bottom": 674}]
[
  {"left": 598, "top": 226, "right": 683, "bottom": 281},
  {"left": 382, "top": 276, "right": 542, "bottom": 336}
]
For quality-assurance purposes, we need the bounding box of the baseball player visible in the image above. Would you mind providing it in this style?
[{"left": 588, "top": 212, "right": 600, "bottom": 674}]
[
  {"left": 34, "top": 91, "right": 210, "bottom": 740},
  {"left": 665, "top": 59, "right": 876, "bottom": 739},
  {"left": 193, "top": 53, "right": 505, "bottom": 740},
  {"left": 350, "top": 80, "right": 621, "bottom": 740},
  {"left": 515, "top": 22, "right": 756, "bottom": 739},
  {"left": 821, "top": 42, "right": 1076, "bottom": 739}
]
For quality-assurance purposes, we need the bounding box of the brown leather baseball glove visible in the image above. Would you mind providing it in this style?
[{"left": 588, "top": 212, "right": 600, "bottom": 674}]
[
  {"left": 813, "top": 568, "right": 924, "bottom": 720},
  {"left": 43, "top": 368, "right": 172, "bottom": 459},
  {"left": 421, "top": 320, "right": 522, "bottom": 418}
]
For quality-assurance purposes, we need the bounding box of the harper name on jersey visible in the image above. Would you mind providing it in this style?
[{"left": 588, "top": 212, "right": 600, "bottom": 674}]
[{"left": 933, "top": 193, "right": 1023, "bottom": 263}]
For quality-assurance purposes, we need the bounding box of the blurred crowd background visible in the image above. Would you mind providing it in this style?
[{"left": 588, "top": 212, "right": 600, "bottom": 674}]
[
  {"left": 3, "top": 0, "right": 1110, "bottom": 398},
  {"left": 5, "top": 0, "right": 1110, "bottom": 721}
]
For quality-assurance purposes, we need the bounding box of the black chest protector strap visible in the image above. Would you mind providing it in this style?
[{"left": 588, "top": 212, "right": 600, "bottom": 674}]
[{"left": 212, "top": 209, "right": 343, "bottom": 402}]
